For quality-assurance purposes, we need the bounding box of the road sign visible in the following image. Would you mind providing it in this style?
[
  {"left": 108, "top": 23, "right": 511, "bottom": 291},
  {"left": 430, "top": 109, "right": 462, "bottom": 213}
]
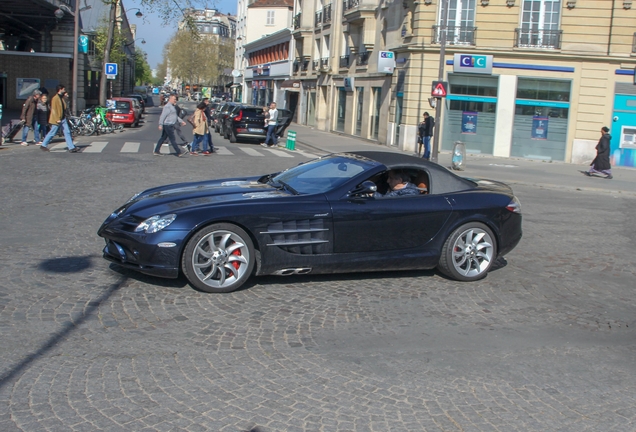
[
  {"left": 105, "top": 63, "right": 118, "bottom": 76},
  {"left": 431, "top": 81, "right": 448, "bottom": 98},
  {"left": 106, "top": 75, "right": 116, "bottom": 80}
]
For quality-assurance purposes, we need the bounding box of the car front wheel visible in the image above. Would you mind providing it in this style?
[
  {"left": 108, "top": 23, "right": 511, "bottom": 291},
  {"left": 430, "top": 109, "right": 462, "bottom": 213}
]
[
  {"left": 438, "top": 222, "right": 497, "bottom": 281},
  {"left": 182, "top": 223, "right": 255, "bottom": 293}
]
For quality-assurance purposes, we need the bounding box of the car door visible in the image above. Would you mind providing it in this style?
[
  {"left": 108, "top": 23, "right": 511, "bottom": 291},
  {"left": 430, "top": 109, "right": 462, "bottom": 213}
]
[{"left": 330, "top": 193, "right": 452, "bottom": 254}]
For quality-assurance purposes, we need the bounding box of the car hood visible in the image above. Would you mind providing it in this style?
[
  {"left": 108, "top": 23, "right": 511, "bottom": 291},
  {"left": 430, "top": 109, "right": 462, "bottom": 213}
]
[{"left": 125, "top": 177, "right": 289, "bottom": 215}]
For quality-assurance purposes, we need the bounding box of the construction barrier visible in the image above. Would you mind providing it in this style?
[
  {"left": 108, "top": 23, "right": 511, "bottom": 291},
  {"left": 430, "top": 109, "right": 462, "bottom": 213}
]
[{"left": 286, "top": 130, "right": 297, "bottom": 150}]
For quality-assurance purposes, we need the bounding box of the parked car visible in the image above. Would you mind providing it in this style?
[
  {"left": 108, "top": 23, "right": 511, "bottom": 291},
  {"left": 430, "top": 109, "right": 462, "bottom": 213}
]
[
  {"left": 125, "top": 94, "right": 146, "bottom": 113},
  {"left": 98, "top": 151, "right": 522, "bottom": 293},
  {"left": 223, "top": 105, "right": 266, "bottom": 143},
  {"left": 106, "top": 97, "right": 141, "bottom": 127},
  {"left": 213, "top": 102, "right": 239, "bottom": 133}
]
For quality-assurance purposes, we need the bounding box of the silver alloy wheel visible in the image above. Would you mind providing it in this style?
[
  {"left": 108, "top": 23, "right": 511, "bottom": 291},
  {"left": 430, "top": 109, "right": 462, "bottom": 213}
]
[
  {"left": 451, "top": 227, "right": 494, "bottom": 278},
  {"left": 191, "top": 229, "right": 250, "bottom": 289}
]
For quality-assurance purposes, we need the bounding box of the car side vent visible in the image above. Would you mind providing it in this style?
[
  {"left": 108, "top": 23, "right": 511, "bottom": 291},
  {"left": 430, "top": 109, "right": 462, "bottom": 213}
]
[{"left": 263, "top": 219, "right": 329, "bottom": 255}]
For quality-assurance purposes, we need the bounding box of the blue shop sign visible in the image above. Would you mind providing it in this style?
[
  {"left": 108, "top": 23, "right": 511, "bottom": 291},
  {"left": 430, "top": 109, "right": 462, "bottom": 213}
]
[{"left": 461, "top": 112, "right": 478, "bottom": 134}]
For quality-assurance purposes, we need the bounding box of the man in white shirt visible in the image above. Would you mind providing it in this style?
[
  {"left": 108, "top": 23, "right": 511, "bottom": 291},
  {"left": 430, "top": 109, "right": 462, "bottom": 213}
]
[{"left": 261, "top": 102, "right": 279, "bottom": 147}]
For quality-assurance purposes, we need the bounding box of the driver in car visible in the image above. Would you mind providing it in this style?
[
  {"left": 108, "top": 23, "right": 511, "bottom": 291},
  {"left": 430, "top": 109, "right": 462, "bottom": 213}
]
[{"left": 377, "top": 170, "right": 419, "bottom": 197}]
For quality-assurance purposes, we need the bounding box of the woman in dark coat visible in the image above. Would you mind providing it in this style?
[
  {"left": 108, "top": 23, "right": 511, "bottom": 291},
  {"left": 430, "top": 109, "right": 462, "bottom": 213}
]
[{"left": 584, "top": 126, "right": 612, "bottom": 179}]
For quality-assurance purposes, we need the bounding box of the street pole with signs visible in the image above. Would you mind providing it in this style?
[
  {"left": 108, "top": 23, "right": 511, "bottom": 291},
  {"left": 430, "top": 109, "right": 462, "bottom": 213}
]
[{"left": 431, "top": 0, "right": 450, "bottom": 163}]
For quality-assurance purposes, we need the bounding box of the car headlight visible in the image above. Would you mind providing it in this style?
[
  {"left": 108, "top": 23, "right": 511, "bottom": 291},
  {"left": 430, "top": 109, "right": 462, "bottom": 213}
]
[{"left": 135, "top": 214, "right": 177, "bottom": 234}]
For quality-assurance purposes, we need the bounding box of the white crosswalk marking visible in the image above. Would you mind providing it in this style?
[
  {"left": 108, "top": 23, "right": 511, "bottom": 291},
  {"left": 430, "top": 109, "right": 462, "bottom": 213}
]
[
  {"left": 294, "top": 149, "right": 321, "bottom": 158},
  {"left": 121, "top": 142, "right": 140, "bottom": 153},
  {"left": 50, "top": 143, "right": 71, "bottom": 152},
  {"left": 213, "top": 146, "right": 232, "bottom": 155},
  {"left": 240, "top": 147, "right": 264, "bottom": 157},
  {"left": 262, "top": 148, "right": 294, "bottom": 158},
  {"left": 83, "top": 141, "right": 108, "bottom": 153}
]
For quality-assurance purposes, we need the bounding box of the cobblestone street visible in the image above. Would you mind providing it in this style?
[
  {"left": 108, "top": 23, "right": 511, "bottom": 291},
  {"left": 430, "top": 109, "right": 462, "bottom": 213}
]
[{"left": 1, "top": 146, "right": 635, "bottom": 431}]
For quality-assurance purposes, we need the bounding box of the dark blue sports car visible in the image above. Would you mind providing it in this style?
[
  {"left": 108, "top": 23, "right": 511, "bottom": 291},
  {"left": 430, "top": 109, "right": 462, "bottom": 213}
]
[{"left": 98, "top": 151, "right": 522, "bottom": 293}]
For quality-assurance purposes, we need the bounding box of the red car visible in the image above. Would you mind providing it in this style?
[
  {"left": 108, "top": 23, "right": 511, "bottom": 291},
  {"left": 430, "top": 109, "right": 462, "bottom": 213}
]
[{"left": 107, "top": 97, "right": 141, "bottom": 127}]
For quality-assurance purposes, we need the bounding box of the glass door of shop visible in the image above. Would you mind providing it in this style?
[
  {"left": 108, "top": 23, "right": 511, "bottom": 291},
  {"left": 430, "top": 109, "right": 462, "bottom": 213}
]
[
  {"left": 336, "top": 87, "right": 346, "bottom": 132},
  {"left": 611, "top": 93, "right": 636, "bottom": 167},
  {"left": 307, "top": 91, "right": 316, "bottom": 127}
]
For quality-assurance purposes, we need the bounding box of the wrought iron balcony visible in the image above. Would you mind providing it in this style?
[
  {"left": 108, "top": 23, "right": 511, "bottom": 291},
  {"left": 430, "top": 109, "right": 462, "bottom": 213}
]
[
  {"left": 320, "top": 57, "right": 329, "bottom": 69},
  {"left": 293, "top": 60, "right": 301, "bottom": 73},
  {"left": 293, "top": 13, "right": 301, "bottom": 30},
  {"left": 357, "top": 51, "right": 370, "bottom": 66},
  {"left": 312, "top": 60, "right": 319, "bottom": 71},
  {"left": 315, "top": 10, "right": 322, "bottom": 26},
  {"left": 339, "top": 55, "right": 350, "bottom": 68},
  {"left": 323, "top": 3, "right": 332, "bottom": 24},
  {"left": 343, "top": 0, "right": 360, "bottom": 12},
  {"left": 514, "top": 28, "right": 562, "bottom": 49},
  {"left": 301, "top": 58, "right": 310, "bottom": 71},
  {"left": 432, "top": 26, "right": 477, "bottom": 46}
]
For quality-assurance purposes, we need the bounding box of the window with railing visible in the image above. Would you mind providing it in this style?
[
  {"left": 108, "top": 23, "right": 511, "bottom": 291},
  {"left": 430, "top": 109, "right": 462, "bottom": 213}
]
[
  {"left": 343, "top": 0, "right": 360, "bottom": 12},
  {"left": 293, "top": 60, "right": 301, "bottom": 73},
  {"left": 438, "top": 0, "right": 475, "bottom": 44},
  {"left": 432, "top": 26, "right": 477, "bottom": 45},
  {"left": 321, "top": 57, "right": 329, "bottom": 68},
  {"left": 301, "top": 58, "right": 310, "bottom": 71},
  {"left": 357, "top": 51, "right": 370, "bottom": 66},
  {"left": 323, "top": 4, "right": 332, "bottom": 23},
  {"left": 315, "top": 10, "right": 323, "bottom": 26},
  {"left": 313, "top": 59, "right": 319, "bottom": 70},
  {"left": 340, "top": 55, "right": 350, "bottom": 68},
  {"left": 293, "top": 13, "right": 301, "bottom": 30},
  {"left": 516, "top": 0, "right": 561, "bottom": 49},
  {"left": 514, "top": 28, "right": 562, "bottom": 49}
]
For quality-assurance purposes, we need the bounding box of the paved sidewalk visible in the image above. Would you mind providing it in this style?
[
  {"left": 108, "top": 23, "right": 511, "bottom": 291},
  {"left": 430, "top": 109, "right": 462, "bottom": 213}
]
[{"left": 289, "top": 123, "right": 636, "bottom": 196}]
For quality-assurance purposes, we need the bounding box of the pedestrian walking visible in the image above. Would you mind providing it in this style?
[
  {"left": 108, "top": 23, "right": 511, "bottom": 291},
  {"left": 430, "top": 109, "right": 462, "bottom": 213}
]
[
  {"left": 154, "top": 94, "right": 187, "bottom": 157},
  {"left": 261, "top": 102, "right": 278, "bottom": 148},
  {"left": 161, "top": 98, "right": 189, "bottom": 148},
  {"left": 202, "top": 98, "right": 215, "bottom": 152},
  {"left": 418, "top": 112, "right": 434, "bottom": 160},
  {"left": 190, "top": 102, "right": 211, "bottom": 155},
  {"left": 39, "top": 85, "right": 79, "bottom": 153},
  {"left": 35, "top": 94, "right": 50, "bottom": 144},
  {"left": 583, "top": 126, "right": 613, "bottom": 179},
  {"left": 20, "top": 89, "right": 42, "bottom": 146}
]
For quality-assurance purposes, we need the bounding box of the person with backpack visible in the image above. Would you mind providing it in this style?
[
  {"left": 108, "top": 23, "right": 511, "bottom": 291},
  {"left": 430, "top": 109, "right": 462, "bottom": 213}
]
[{"left": 418, "top": 112, "right": 435, "bottom": 160}]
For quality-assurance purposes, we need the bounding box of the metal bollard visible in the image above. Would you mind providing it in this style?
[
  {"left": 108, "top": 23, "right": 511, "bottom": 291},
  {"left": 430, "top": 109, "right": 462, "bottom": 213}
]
[
  {"left": 451, "top": 141, "right": 466, "bottom": 171},
  {"left": 286, "top": 130, "right": 297, "bottom": 150}
]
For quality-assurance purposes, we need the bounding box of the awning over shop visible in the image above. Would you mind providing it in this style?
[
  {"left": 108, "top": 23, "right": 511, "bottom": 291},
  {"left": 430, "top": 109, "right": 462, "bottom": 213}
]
[{"left": 280, "top": 80, "right": 301, "bottom": 89}]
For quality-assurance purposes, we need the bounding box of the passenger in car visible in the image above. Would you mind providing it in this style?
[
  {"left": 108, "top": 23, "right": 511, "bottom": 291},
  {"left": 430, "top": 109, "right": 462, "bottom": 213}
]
[{"left": 377, "top": 170, "right": 420, "bottom": 197}]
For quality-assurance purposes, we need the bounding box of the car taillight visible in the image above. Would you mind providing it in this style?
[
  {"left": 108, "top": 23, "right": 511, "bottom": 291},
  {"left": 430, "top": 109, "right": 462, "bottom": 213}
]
[
  {"left": 129, "top": 109, "right": 134, "bottom": 115},
  {"left": 233, "top": 110, "right": 243, "bottom": 122},
  {"left": 506, "top": 196, "right": 521, "bottom": 214}
]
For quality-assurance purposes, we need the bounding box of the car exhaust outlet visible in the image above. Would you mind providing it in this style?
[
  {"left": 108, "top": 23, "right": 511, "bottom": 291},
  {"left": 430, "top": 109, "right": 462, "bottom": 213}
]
[{"left": 273, "top": 268, "right": 312, "bottom": 276}]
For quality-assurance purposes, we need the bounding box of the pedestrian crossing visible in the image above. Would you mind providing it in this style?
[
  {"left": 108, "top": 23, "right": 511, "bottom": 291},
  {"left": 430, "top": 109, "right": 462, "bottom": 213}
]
[{"left": 46, "top": 141, "right": 321, "bottom": 159}]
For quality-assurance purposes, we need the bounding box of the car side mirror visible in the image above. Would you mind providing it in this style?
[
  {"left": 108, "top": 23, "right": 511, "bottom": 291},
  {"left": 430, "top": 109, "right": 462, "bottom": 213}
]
[{"left": 349, "top": 181, "right": 377, "bottom": 197}]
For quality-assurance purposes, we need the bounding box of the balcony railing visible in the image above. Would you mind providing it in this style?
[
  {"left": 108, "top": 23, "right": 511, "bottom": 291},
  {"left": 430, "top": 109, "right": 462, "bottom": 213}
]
[
  {"left": 514, "top": 28, "right": 562, "bottom": 49},
  {"left": 432, "top": 26, "right": 477, "bottom": 46},
  {"left": 293, "top": 60, "right": 301, "bottom": 73},
  {"left": 293, "top": 13, "right": 301, "bottom": 30},
  {"left": 313, "top": 60, "right": 319, "bottom": 71},
  {"left": 343, "top": 0, "right": 360, "bottom": 12},
  {"left": 315, "top": 10, "right": 322, "bottom": 26},
  {"left": 340, "top": 55, "right": 350, "bottom": 68},
  {"left": 323, "top": 3, "right": 332, "bottom": 24},
  {"left": 301, "top": 58, "right": 310, "bottom": 71},
  {"left": 321, "top": 57, "right": 329, "bottom": 69},
  {"left": 357, "top": 51, "right": 370, "bottom": 66},
  {"left": 632, "top": 32, "right": 636, "bottom": 53}
]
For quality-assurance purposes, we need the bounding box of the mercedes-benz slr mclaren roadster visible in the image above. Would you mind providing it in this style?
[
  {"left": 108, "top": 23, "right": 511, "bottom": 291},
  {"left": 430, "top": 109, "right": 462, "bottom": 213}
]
[{"left": 98, "top": 151, "right": 522, "bottom": 293}]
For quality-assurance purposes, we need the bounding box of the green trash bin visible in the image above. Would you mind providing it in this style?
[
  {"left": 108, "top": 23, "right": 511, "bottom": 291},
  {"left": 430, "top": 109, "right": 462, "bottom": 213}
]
[{"left": 286, "top": 130, "right": 297, "bottom": 150}]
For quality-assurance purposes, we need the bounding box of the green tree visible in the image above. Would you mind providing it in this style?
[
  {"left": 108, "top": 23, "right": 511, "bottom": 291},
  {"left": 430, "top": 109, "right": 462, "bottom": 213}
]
[{"left": 134, "top": 48, "right": 152, "bottom": 85}]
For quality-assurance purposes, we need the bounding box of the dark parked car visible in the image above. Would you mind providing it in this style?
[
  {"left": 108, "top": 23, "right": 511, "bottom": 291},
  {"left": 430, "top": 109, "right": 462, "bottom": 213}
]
[
  {"left": 98, "top": 151, "right": 522, "bottom": 293},
  {"left": 223, "top": 106, "right": 294, "bottom": 143},
  {"left": 125, "top": 94, "right": 146, "bottom": 113},
  {"left": 212, "top": 102, "right": 238, "bottom": 133}
]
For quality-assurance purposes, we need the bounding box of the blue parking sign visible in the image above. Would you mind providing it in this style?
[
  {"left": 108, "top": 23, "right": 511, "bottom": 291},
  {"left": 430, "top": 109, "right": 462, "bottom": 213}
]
[{"left": 105, "top": 63, "right": 118, "bottom": 75}]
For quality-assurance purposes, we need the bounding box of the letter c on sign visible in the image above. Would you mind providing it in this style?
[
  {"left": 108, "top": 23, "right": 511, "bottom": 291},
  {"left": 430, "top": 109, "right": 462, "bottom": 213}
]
[
  {"left": 476, "top": 57, "right": 485, "bottom": 67},
  {"left": 461, "top": 56, "right": 471, "bottom": 67}
]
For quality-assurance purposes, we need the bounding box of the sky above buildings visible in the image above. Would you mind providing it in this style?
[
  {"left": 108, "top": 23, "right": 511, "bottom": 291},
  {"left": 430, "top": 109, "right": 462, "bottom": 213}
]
[{"left": 123, "top": 0, "right": 237, "bottom": 71}]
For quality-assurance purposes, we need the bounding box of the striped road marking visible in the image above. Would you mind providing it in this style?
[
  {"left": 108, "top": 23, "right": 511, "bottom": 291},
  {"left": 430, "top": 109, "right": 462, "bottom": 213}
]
[
  {"left": 240, "top": 147, "right": 264, "bottom": 157},
  {"left": 83, "top": 141, "right": 108, "bottom": 153},
  {"left": 263, "top": 148, "right": 294, "bottom": 158},
  {"left": 120, "top": 142, "right": 140, "bottom": 153},
  {"left": 50, "top": 143, "right": 72, "bottom": 152},
  {"left": 213, "top": 146, "right": 232, "bottom": 155}
]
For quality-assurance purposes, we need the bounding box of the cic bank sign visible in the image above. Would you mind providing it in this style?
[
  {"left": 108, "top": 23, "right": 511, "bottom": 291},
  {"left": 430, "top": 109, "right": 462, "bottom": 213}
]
[{"left": 453, "top": 54, "right": 493, "bottom": 75}]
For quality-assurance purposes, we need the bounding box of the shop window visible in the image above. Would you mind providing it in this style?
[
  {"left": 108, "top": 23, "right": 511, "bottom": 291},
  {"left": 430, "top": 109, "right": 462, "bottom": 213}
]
[
  {"left": 516, "top": 78, "right": 569, "bottom": 102},
  {"left": 449, "top": 75, "right": 497, "bottom": 97},
  {"left": 336, "top": 88, "right": 346, "bottom": 132},
  {"left": 371, "top": 87, "right": 382, "bottom": 140},
  {"left": 355, "top": 87, "right": 364, "bottom": 136}
]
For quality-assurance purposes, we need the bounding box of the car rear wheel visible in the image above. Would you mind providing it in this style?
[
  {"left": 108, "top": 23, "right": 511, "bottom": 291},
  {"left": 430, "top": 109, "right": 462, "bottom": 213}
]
[
  {"left": 182, "top": 223, "right": 255, "bottom": 293},
  {"left": 438, "top": 222, "right": 497, "bottom": 282}
]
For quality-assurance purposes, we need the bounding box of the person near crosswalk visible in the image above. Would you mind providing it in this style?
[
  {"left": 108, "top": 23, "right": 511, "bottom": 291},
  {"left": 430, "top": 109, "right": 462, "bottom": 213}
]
[
  {"left": 154, "top": 94, "right": 187, "bottom": 157},
  {"left": 190, "top": 102, "right": 211, "bottom": 155},
  {"left": 261, "top": 102, "right": 278, "bottom": 148},
  {"left": 161, "top": 97, "right": 189, "bottom": 149},
  {"left": 40, "top": 85, "right": 79, "bottom": 153}
]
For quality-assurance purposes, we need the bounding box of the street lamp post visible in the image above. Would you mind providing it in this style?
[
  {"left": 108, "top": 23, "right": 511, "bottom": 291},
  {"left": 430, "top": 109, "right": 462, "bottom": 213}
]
[{"left": 430, "top": 0, "right": 450, "bottom": 163}]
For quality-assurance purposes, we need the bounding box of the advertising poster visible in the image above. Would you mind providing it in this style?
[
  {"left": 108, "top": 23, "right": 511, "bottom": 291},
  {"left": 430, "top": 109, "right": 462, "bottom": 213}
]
[
  {"left": 259, "top": 80, "right": 266, "bottom": 90},
  {"left": 201, "top": 87, "right": 211, "bottom": 99},
  {"left": 532, "top": 116, "right": 549, "bottom": 140},
  {"left": 461, "top": 111, "right": 478, "bottom": 134},
  {"left": 78, "top": 35, "right": 89, "bottom": 54},
  {"left": 16, "top": 78, "right": 40, "bottom": 99}
]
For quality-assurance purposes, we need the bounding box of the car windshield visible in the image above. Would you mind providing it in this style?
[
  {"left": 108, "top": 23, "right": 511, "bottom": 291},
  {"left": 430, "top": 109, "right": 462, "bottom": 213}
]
[{"left": 270, "top": 154, "right": 380, "bottom": 195}]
